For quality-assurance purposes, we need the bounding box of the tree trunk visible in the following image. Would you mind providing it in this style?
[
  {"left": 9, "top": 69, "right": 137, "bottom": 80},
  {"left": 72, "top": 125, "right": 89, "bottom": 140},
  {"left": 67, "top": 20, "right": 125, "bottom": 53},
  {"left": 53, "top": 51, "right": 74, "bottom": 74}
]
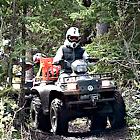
[
  {"left": 18, "top": 1, "right": 27, "bottom": 126},
  {"left": 96, "top": 23, "right": 109, "bottom": 37},
  {"left": 25, "top": 49, "right": 34, "bottom": 82},
  {"left": 9, "top": 0, "right": 17, "bottom": 86}
]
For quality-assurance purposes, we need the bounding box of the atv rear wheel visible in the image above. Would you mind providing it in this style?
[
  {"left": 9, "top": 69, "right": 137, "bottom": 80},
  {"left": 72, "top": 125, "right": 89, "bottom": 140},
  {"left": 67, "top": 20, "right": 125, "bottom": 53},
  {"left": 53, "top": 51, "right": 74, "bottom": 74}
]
[
  {"left": 50, "top": 98, "right": 68, "bottom": 135},
  {"left": 108, "top": 92, "right": 126, "bottom": 129}
]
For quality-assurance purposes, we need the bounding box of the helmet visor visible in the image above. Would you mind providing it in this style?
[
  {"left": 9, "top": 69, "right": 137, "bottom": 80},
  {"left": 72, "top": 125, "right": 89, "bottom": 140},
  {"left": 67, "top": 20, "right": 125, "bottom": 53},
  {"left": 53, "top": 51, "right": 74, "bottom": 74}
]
[{"left": 67, "top": 35, "right": 81, "bottom": 43}]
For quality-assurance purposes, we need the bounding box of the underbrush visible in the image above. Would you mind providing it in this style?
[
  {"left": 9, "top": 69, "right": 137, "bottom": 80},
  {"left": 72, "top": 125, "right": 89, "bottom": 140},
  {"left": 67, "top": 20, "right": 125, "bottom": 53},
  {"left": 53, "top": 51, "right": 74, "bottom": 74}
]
[
  {"left": 122, "top": 88, "right": 140, "bottom": 140},
  {"left": 0, "top": 97, "right": 20, "bottom": 139}
]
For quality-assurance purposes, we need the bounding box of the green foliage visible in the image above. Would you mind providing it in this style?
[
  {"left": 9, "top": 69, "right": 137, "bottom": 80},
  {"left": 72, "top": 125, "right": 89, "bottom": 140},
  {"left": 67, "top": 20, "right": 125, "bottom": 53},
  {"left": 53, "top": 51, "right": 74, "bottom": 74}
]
[
  {"left": 0, "top": 59, "right": 8, "bottom": 85},
  {"left": 0, "top": 98, "right": 19, "bottom": 139},
  {"left": 124, "top": 88, "right": 140, "bottom": 140}
]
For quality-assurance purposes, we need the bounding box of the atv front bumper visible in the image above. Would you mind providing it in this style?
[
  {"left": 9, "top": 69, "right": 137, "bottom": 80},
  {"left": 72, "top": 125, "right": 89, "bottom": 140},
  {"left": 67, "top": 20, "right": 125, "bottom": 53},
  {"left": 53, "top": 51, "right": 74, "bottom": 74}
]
[
  {"left": 67, "top": 97, "right": 115, "bottom": 110},
  {"left": 65, "top": 96, "right": 115, "bottom": 119},
  {"left": 63, "top": 88, "right": 116, "bottom": 118}
]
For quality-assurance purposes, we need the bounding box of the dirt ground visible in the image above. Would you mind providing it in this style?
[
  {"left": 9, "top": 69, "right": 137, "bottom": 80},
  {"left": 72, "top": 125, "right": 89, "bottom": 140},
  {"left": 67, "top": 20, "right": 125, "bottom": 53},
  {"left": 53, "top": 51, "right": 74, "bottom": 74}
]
[{"left": 30, "top": 118, "right": 130, "bottom": 140}]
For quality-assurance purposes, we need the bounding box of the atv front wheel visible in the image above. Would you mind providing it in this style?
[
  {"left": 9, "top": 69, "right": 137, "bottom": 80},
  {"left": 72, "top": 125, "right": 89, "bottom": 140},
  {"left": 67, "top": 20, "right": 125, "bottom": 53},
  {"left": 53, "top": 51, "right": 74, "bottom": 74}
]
[
  {"left": 50, "top": 98, "right": 68, "bottom": 135},
  {"left": 108, "top": 92, "right": 126, "bottom": 129},
  {"left": 90, "top": 115, "right": 107, "bottom": 132},
  {"left": 29, "top": 97, "right": 51, "bottom": 131}
]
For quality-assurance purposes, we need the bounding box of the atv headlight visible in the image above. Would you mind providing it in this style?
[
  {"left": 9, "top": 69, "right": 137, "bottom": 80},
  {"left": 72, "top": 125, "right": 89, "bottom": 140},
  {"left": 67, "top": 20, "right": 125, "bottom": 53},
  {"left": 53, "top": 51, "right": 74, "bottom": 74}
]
[
  {"left": 102, "top": 80, "right": 114, "bottom": 88},
  {"left": 76, "top": 65, "right": 87, "bottom": 73}
]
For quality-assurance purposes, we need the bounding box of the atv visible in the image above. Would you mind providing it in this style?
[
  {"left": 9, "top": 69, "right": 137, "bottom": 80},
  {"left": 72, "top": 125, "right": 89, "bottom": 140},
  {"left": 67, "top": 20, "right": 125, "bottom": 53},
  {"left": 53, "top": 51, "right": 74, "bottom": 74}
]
[{"left": 25, "top": 57, "right": 126, "bottom": 135}]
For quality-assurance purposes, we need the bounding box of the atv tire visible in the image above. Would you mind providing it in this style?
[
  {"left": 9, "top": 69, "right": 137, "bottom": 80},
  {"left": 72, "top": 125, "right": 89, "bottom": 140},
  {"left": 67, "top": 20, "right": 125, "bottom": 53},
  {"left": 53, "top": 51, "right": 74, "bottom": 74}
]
[
  {"left": 108, "top": 92, "right": 126, "bottom": 129},
  {"left": 90, "top": 115, "right": 107, "bottom": 132},
  {"left": 50, "top": 98, "right": 68, "bottom": 135},
  {"left": 29, "top": 97, "right": 51, "bottom": 131}
]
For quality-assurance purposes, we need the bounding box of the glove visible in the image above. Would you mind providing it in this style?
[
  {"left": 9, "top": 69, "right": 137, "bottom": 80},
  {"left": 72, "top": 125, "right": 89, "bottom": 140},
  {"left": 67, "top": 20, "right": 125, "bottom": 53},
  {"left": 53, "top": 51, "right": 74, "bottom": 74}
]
[{"left": 53, "top": 60, "right": 64, "bottom": 65}]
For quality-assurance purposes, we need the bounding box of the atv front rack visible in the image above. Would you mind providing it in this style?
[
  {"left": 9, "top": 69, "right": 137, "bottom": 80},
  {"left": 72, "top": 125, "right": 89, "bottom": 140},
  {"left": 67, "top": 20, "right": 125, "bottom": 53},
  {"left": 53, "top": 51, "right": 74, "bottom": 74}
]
[{"left": 58, "top": 73, "right": 113, "bottom": 84}]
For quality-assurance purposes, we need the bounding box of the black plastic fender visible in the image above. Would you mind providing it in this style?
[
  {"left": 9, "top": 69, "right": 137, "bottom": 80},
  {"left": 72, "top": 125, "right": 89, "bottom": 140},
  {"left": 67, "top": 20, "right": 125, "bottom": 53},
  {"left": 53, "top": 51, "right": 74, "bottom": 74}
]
[{"left": 31, "top": 84, "right": 62, "bottom": 114}]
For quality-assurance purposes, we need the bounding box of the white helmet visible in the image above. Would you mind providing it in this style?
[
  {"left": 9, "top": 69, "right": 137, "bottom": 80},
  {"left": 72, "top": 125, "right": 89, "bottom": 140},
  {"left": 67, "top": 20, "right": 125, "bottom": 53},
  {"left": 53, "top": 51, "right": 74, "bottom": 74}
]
[{"left": 64, "top": 27, "right": 81, "bottom": 48}]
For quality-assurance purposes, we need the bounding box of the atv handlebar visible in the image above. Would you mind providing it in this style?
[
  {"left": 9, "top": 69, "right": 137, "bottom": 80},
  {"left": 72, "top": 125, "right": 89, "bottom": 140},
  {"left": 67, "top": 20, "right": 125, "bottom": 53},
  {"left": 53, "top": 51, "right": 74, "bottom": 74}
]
[
  {"left": 53, "top": 58, "right": 100, "bottom": 65},
  {"left": 86, "top": 58, "right": 99, "bottom": 63},
  {"left": 53, "top": 59, "right": 71, "bottom": 68}
]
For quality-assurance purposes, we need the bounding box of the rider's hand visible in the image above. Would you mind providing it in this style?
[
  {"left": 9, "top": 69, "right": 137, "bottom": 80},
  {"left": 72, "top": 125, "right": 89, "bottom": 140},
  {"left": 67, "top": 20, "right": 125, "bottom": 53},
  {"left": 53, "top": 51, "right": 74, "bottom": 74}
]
[
  {"left": 52, "top": 61, "right": 60, "bottom": 65},
  {"left": 53, "top": 60, "right": 64, "bottom": 65}
]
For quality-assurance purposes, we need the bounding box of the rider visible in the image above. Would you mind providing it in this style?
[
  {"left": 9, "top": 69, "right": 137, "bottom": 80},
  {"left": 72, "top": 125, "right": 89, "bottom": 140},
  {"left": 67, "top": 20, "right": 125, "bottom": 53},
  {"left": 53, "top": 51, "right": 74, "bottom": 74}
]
[{"left": 53, "top": 27, "right": 90, "bottom": 74}]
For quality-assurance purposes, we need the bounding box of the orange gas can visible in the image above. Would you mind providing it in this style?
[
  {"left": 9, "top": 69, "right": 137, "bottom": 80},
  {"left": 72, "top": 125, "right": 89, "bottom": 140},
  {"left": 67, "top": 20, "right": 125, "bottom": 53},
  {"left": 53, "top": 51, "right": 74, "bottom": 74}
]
[{"left": 40, "top": 57, "right": 60, "bottom": 81}]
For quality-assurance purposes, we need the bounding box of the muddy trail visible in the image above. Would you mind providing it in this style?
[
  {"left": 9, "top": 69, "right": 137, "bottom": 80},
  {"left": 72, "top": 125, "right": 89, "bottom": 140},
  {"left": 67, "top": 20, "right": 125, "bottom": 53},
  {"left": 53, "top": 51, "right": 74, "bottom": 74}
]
[{"left": 29, "top": 118, "right": 130, "bottom": 140}]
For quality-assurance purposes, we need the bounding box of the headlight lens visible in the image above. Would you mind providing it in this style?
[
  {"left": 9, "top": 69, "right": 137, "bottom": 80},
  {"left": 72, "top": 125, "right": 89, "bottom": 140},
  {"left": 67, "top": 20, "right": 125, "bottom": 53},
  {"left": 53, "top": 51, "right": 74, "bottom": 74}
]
[
  {"left": 76, "top": 65, "right": 87, "bottom": 73},
  {"left": 102, "top": 80, "right": 114, "bottom": 87}
]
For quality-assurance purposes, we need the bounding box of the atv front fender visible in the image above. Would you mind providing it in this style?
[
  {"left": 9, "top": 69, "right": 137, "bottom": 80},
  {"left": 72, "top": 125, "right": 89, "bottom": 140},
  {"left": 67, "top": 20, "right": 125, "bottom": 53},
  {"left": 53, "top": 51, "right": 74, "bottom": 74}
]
[{"left": 31, "top": 84, "right": 62, "bottom": 114}]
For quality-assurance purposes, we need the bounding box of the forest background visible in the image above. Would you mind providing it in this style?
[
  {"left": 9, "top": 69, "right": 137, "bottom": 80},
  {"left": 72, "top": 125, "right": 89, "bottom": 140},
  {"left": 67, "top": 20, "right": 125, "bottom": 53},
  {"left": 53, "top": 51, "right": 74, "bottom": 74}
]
[{"left": 0, "top": 0, "right": 140, "bottom": 139}]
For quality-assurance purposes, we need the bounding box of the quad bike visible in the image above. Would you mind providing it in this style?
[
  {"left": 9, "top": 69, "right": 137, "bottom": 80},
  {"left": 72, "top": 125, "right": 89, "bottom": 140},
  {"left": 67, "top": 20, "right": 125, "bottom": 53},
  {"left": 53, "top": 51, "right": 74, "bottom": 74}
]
[{"left": 25, "top": 57, "right": 126, "bottom": 135}]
